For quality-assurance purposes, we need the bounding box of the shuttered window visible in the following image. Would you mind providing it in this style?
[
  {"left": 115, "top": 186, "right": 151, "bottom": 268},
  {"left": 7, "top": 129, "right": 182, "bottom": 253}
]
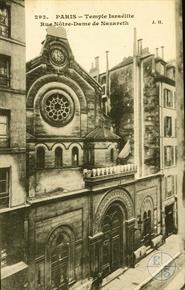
[
  {"left": 0, "top": 168, "right": 9, "bottom": 208},
  {"left": 0, "top": 111, "right": 9, "bottom": 147}
]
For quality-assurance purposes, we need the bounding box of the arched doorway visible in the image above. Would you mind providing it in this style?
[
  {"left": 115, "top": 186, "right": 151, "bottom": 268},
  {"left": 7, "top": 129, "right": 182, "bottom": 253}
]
[
  {"left": 143, "top": 210, "right": 152, "bottom": 246},
  {"left": 101, "top": 205, "right": 124, "bottom": 277},
  {"left": 142, "top": 197, "right": 154, "bottom": 246},
  {"left": 92, "top": 188, "right": 135, "bottom": 277}
]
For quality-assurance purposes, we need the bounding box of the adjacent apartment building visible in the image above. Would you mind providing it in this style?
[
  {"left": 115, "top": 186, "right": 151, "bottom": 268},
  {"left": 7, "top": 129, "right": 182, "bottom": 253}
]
[
  {"left": 0, "top": 1, "right": 28, "bottom": 289},
  {"left": 90, "top": 29, "right": 178, "bottom": 239}
]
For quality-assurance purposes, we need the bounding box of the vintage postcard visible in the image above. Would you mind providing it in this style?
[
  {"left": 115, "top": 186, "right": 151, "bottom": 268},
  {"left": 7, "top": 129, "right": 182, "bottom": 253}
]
[{"left": 0, "top": 0, "right": 184, "bottom": 289}]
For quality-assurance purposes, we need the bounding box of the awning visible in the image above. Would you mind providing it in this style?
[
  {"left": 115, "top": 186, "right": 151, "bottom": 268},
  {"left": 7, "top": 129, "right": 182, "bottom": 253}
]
[
  {"left": 118, "top": 140, "right": 131, "bottom": 159},
  {"left": 1, "top": 261, "right": 28, "bottom": 280}
]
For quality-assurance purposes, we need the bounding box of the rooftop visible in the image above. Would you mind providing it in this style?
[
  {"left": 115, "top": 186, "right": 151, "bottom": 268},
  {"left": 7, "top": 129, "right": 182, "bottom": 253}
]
[{"left": 85, "top": 127, "right": 120, "bottom": 141}]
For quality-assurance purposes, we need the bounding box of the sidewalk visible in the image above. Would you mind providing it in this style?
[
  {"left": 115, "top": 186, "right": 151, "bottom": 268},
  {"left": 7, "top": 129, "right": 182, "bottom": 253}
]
[
  {"left": 102, "top": 235, "right": 181, "bottom": 290},
  {"left": 164, "top": 268, "right": 185, "bottom": 290}
]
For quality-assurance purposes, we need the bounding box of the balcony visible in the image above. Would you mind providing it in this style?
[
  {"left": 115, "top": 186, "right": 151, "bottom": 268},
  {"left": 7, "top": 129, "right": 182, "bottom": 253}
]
[{"left": 83, "top": 164, "right": 137, "bottom": 188}]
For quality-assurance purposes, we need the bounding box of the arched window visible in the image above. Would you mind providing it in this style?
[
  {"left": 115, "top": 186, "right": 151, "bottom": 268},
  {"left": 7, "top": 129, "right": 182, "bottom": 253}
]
[
  {"left": 143, "top": 211, "right": 147, "bottom": 237},
  {"left": 72, "top": 147, "right": 79, "bottom": 166},
  {"left": 51, "top": 236, "right": 69, "bottom": 289},
  {"left": 55, "top": 147, "right": 63, "bottom": 168},
  {"left": 110, "top": 148, "right": 114, "bottom": 162},
  {"left": 46, "top": 227, "right": 75, "bottom": 290},
  {"left": 143, "top": 210, "right": 152, "bottom": 246},
  {"left": 148, "top": 210, "right": 152, "bottom": 235},
  {"left": 36, "top": 147, "right": 45, "bottom": 169}
]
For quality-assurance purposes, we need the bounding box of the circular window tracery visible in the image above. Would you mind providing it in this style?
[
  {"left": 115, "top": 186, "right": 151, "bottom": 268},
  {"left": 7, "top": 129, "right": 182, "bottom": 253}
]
[
  {"left": 45, "top": 94, "right": 70, "bottom": 121},
  {"left": 41, "top": 91, "right": 74, "bottom": 127}
]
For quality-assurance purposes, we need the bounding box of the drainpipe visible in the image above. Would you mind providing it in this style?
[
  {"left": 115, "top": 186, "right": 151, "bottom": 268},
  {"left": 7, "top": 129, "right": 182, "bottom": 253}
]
[{"left": 105, "top": 50, "right": 110, "bottom": 114}]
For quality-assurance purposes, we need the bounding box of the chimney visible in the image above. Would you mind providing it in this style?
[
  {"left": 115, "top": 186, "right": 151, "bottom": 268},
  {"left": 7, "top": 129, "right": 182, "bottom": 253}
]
[
  {"left": 161, "top": 46, "right": 164, "bottom": 59},
  {"left": 137, "top": 39, "right": 143, "bottom": 55},
  {"left": 95, "top": 56, "right": 99, "bottom": 80},
  {"left": 152, "top": 56, "right": 155, "bottom": 73},
  {"left": 133, "top": 27, "right": 137, "bottom": 57},
  {"left": 105, "top": 50, "right": 110, "bottom": 113},
  {"left": 156, "top": 48, "right": 159, "bottom": 58},
  {"left": 106, "top": 51, "right": 109, "bottom": 72}
]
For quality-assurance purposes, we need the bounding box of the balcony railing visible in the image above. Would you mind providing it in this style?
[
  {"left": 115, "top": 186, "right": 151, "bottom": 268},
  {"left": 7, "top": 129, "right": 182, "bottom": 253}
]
[{"left": 83, "top": 164, "right": 137, "bottom": 179}]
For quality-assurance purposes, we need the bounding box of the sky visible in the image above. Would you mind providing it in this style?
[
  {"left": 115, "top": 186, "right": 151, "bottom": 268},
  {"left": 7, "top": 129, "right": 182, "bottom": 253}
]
[{"left": 25, "top": 0, "right": 176, "bottom": 73}]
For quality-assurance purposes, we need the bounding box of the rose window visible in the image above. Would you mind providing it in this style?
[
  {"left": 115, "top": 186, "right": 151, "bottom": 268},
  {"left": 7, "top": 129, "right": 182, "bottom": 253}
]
[{"left": 41, "top": 92, "right": 74, "bottom": 127}]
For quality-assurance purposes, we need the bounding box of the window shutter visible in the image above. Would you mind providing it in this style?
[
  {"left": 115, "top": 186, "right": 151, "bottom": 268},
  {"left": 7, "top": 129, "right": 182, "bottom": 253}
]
[
  {"left": 164, "top": 146, "right": 167, "bottom": 166},
  {"left": 172, "top": 175, "right": 175, "bottom": 195},
  {"left": 165, "top": 177, "right": 167, "bottom": 198},
  {"left": 164, "top": 89, "right": 167, "bottom": 107},
  {"left": 164, "top": 117, "right": 167, "bottom": 136}
]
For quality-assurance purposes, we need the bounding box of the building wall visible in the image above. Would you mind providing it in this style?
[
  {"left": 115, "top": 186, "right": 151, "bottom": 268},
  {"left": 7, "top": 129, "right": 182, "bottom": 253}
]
[
  {"left": 27, "top": 141, "right": 85, "bottom": 196},
  {"left": 0, "top": 0, "right": 26, "bottom": 208},
  {"left": 95, "top": 54, "right": 177, "bottom": 180},
  {"left": 28, "top": 175, "right": 163, "bottom": 289},
  {"left": 159, "top": 80, "right": 177, "bottom": 236},
  {"left": 135, "top": 175, "right": 162, "bottom": 247},
  {"left": 28, "top": 193, "right": 90, "bottom": 290},
  {"left": 109, "top": 64, "right": 134, "bottom": 153},
  {"left": 143, "top": 56, "right": 160, "bottom": 175},
  {"left": 0, "top": 1, "right": 28, "bottom": 289}
]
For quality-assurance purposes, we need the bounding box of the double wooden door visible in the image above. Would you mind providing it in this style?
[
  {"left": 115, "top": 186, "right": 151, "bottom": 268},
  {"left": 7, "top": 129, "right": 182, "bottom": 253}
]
[
  {"left": 165, "top": 205, "right": 174, "bottom": 236},
  {"left": 102, "top": 206, "right": 123, "bottom": 277}
]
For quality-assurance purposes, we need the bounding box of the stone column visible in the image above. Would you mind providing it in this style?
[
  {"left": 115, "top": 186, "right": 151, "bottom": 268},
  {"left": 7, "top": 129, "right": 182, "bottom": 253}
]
[
  {"left": 88, "top": 232, "right": 103, "bottom": 276},
  {"left": 125, "top": 218, "right": 136, "bottom": 267},
  {"left": 173, "top": 198, "right": 178, "bottom": 233}
]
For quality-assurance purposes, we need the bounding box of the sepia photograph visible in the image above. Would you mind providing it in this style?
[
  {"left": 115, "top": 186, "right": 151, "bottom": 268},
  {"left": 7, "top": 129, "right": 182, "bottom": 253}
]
[{"left": 0, "top": 0, "right": 184, "bottom": 289}]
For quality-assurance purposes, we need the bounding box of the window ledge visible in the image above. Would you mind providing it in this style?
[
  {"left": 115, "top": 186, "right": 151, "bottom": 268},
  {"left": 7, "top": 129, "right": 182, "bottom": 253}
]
[
  {"left": 0, "top": 148, "right": 26, "bottom": 154},
  {"left": 0, "top": 35, "right": 25, "bottom": 47},
  {"left": 0, "top": 203, "right": 30, "bottom": 214},
  {"left": 164, "top": 165, "right": 177, "bottom": 169},
  {"left": 1, "top": 261, "right": 28, "bottom": 280},
  {"left": 0, "top": 86, "right": 25, "bottom": 95},
  {"left": 163, "top": 106, "right": 176, "bottom": 110}
]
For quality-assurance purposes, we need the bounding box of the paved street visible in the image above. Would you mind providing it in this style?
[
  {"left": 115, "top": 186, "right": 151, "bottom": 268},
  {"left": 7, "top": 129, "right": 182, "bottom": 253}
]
[{"left": 102, "top": 235, "right": 182, "bottom": 290}]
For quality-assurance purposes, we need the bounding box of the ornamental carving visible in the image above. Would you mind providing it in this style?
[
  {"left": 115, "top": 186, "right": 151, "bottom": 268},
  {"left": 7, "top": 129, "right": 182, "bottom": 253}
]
[
  {"left": 94, "top": 188, "right": 134, "bottom": 233},
  {"left": 40, "top": 91, "right": 75, "bottom": 127}
]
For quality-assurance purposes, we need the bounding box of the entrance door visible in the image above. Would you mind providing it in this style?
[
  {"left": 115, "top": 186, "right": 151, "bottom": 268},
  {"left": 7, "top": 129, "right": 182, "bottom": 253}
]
[
  {"left": 165, "top": 205, "right": 174, "bottom": 236},
  {"left": 102, "top": 206, "right": 123, "bottom": 277},
  {"left": 143, "top": 210, "right": 152, "bottom": 246}
]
